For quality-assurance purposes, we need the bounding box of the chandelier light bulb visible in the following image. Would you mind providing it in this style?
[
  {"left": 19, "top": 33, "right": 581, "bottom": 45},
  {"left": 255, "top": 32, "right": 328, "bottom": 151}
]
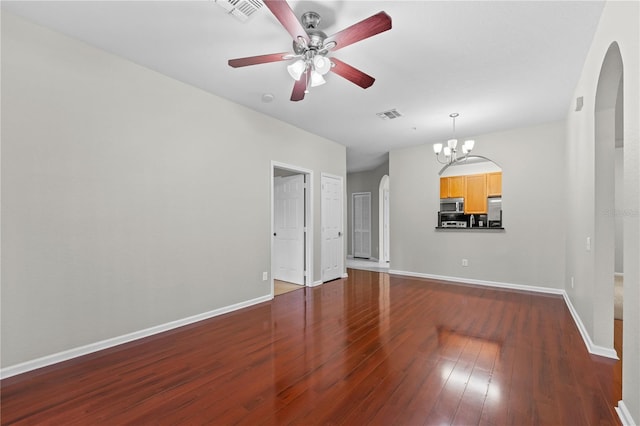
[
  {"left": 287, "top": 59, "right": 306, "bottom": 81},
  {"left": 433, "top": 143, "right": 443, "bottom": 154},
  {"left": 464, "top": 139, "right": 475, "bottom": 151},
  {"left": 447, "top": 139, "right": 458, "bottom": 149},
  {"left": 313, "top": 55, "right": 331, "bottom": 75},
  {"left": 443, "top": 146, "right": 452, "bottom": 157},
  {"left": 310, "top": 70, "right": 326, "bottom": 87}
]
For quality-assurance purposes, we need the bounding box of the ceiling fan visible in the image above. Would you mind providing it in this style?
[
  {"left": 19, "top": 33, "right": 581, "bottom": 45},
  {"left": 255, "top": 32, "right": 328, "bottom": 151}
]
[{"left": 228, "top": 0, "right": 392, "bottom": 101}]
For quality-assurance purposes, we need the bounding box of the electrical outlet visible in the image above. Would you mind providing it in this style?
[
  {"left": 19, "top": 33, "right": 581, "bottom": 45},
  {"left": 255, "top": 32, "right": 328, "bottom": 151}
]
[
  {"left": 571, "top": 276, "right": 575, "bottom": 289},
  {"left": 462, "top": 259, "right": 469, "bottom": 267},
  {"left": 262, "top": 272, "right": 268, "bottom": 281}
]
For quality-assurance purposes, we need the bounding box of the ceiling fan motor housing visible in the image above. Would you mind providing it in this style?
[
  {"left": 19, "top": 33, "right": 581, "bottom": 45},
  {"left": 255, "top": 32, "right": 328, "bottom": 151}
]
[{"left": 293, "top": 12, "right": 327, "bottom": 54}]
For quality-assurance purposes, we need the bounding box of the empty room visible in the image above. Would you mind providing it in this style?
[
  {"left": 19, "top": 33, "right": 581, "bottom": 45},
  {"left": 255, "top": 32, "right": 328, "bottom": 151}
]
[{"left": 1, "top": 1, "right": 639, "bottom": 425}]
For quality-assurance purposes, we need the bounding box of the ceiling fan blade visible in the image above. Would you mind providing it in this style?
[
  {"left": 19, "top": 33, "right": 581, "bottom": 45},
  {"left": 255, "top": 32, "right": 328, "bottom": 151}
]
[
  {"left": 330, "top": 58, "right": 375, "bottom": 89},
  {"left": 228, "top": 52, "right": 292, "bottom": 68},
  {"left": 325, "top": 11, "right": 392, "bottom": 52},
  {"left": 290, "top": 71, "right": 309, "bottom": 101},
  {"left": 264, "top": 0, "right": 310, "bottom": 45}
]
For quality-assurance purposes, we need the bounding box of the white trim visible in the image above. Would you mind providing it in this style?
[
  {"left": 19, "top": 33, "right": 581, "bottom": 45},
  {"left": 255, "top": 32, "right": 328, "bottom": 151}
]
[
  {"left": 388, "top": 269, "right": 619, "bottom": 360},
  {"left": 614, "top": 272, "right": 624, "bottom": 278},
  {"left": 615, "top": 400, "right": 636, "bottom": 426},
  {"left": 342, "top": 272, "right": 349, "bottom": 279},
  {"left": 271, "top": 161, "right": 314, "bottom": 289},
  {"left": 311, "top": 280, "right": 323, "bottom": 287},
  {"left": 0, "top": 294, "right": 272, "bottom": 379},
  {"left": 388, "top": 269, "right": 564, "bottom": 295},
  {"left": 561, "top": 291, "right": 619, "bottom": 359}
]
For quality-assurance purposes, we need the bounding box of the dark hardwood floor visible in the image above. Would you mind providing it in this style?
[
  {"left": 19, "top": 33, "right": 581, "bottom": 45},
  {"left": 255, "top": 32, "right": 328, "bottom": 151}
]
[{"left": 1, "top": 269, "right": 621, "bottom": 425}]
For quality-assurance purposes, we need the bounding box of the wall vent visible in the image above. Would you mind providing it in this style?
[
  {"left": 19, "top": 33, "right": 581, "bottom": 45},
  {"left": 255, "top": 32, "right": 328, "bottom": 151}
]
[
  {"left": 215, "top": 0, "right": 264, "bottom": 22},
  {"left": 376, "top": 109, "right": 403, "bottom": 120},
  {"left": 575, "top": 96, "right": 584, "bottom": 112}
]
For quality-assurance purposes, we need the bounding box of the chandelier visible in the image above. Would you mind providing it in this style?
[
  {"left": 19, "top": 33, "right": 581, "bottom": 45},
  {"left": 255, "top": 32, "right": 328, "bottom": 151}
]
[{"left": 433, "top": 113, "right": 475, "bottom": 165}]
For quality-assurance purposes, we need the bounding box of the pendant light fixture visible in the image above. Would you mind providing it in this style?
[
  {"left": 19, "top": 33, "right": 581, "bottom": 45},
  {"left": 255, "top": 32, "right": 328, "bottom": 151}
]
[{"left": 433, "top": 113, "right": 475, "bottom": 165}]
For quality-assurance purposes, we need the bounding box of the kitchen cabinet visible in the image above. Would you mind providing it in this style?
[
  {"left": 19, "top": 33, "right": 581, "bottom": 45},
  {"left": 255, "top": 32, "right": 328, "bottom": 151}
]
[
  {"left": 464, "top": 174, "right": 487, "bottom": 214},
  {"left": 487, "top": 172, "right": 502, "bottom": 196},
  {"left": 440, "top": 176, "right": 465, "bottom": 198}
]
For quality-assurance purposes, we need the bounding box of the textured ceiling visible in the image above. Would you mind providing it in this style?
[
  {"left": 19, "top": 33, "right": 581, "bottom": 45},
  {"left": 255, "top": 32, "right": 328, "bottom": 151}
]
[{"left": 2, "top": 1, "right": 605, "bottom": 172}]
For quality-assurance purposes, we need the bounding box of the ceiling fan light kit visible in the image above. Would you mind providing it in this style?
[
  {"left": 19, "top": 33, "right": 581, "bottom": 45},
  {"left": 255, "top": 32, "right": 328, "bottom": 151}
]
[{"left": 228, "top": 0, "right": 392, "bottom": 101}]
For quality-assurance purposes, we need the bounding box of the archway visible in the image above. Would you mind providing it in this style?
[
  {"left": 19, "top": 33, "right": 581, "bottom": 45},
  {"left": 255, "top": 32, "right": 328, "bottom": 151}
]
[
  {"left": 378, "top": 175, "right": 390, "bottom": 264},
  {"left": 594, "top": 42, "right": 623, "bottom": 400}
]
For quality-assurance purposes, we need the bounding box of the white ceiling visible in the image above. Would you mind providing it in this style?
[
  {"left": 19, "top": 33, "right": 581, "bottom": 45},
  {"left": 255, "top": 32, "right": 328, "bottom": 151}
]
[{"left": 2, "top": 1, "right": 605, "bottom": 172}]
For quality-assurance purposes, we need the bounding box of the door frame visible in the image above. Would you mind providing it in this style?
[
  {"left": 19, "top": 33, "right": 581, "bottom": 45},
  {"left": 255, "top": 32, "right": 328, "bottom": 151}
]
[
  {"left": 321, "top": 172, "right": 345, "bottom": 282},
  {"left": 379, "top": 174, "right": 390, "bottom": 264},
  {"left": 271, "top": 161, "right": 313, "bottom": 296},
  {"left": 352, "top": 192, "right": 372, "bottom": 259}
]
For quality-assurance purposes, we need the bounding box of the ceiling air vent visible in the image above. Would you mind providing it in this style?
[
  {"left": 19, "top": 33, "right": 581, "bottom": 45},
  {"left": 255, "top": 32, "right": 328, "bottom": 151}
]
[
  {"left": 376, "top": 109, "right": 403, "bottom": 120},
  {"left": 215, "top": 0, "right": 264, "bottom": 22}
]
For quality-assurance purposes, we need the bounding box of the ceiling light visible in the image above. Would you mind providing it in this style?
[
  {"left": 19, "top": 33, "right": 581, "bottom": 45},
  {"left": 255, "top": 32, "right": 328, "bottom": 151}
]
[
  {"left": 310, "top": 71, "right": 326, "bottom": 87},
  {"left": 433, "top": 113, "right": 476, "bottom": 165},
  {"left": 313, "top": 55, "right": 331, "bottom": 75},
  {"left": 287, "top": 59, "right": 306, "bottom": 81}
]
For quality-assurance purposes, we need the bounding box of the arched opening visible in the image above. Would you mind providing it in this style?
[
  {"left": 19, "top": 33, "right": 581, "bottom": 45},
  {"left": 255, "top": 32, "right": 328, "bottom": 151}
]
[
  {"left": 378, "top": 175, "right": 390, "bottom": 264},
  {"left": 594, "top": 41, "right": 623, "bottom": 401}
]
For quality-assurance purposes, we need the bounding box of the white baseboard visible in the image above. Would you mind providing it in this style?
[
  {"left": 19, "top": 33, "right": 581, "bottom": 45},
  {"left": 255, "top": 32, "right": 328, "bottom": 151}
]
[
  {"left": 311, "top": 280, "right": 323, "bottom": 287},
  {"left": 342, "top": 272, "right": 349, "bottom": 278},
  {"left": 388, "top": 269, "right": 564, "bottom": 295},
  {"left": 388, "top": 269, "right": 619, "bottom": 360},
  {"left": 616, "top": 400, "right": 636, "bottom": 426},
  {"left": 615, "top": 272, "right": 624, "bottom": 277},
  {"left": 561, "top": 292, "right": 619, "bottom": 359},
  {"left": 0, "top": 294, "right": 272, "bottom": 379}
]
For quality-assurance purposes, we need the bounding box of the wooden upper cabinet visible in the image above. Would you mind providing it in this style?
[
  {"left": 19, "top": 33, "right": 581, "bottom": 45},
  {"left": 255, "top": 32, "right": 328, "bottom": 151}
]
[
  {"left": 464, "top": 174, "right": 488, "bottom": 214},
  {"left": 440, "top": 177, "right": 449, "bottom": 199},
  {"left": 487, "top": 172, "right": 502, "bottom": 197},
  {"left": 448, "top": 176, "right": 465, "bottom": 198},
  {"left": 440, "top": 176, "right": 465, "bottom": 198}
]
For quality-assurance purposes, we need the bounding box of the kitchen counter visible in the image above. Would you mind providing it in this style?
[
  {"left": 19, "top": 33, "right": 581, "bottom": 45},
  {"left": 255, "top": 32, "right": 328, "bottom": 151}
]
[{"left": 435, "top": 226, "right": 505, "bottom": 231}]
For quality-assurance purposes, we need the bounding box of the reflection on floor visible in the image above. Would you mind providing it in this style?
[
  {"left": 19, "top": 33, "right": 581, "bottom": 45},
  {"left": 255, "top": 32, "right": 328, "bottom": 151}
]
[
  {"left": 346, "top": 257, "right": 390, "bottom": 273},
  {"left": 274, "top": 280, "right": 304, "bottom": 296}
]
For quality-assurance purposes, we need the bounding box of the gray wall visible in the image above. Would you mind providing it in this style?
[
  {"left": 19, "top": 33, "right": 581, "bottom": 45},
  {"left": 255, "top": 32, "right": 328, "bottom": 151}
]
[
  {"left": 564, "top": 1, "right": 639, "bottom": 421},
  {"left": 1, "top": 13, "right": 346, "bottom": 368},
  {"left": 390, "top": 121, "right": 567, "bottom": 289},
  {"left": 346, "top": 159, "right": 389, "bottom": 259}
]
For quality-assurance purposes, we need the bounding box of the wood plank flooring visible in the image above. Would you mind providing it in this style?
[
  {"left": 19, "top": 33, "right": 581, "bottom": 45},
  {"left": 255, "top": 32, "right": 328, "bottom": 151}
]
[{"left": 1, "top": 269, "right": 621, "bottom": 425}]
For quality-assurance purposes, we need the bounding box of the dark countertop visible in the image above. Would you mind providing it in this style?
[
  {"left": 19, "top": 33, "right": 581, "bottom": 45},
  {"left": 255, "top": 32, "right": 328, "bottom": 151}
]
[{"left": 435, "top": 227, "right": 505, "bottom": 231}]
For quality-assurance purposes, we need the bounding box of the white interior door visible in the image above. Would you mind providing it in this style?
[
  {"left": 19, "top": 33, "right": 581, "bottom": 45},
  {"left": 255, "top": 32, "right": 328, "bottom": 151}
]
[
  {"left": 274, "top": 174, "right": 305, "bottom": 284},
  {"left": 321, "top": 174, "right": 343, "bottom": 282},
  {"left": 352, "top": 192, "right": 371, "bottom": 258}
]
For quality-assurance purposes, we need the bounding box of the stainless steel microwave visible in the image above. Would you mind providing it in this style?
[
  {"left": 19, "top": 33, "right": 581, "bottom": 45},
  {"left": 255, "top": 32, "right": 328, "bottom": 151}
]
[{"left": 440, "top": 198, "right": 464, "bottom": 213}]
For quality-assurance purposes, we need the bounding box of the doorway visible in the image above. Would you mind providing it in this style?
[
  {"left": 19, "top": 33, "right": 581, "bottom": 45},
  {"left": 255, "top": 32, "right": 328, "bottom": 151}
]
[
  {"left": 352, "top": 192, "right": 371, "bottom": 259},
  {"left": 272, "top": 162, "right": 313, "bottom": 296},
  {"left": 321, "top": 173, "right": 344, "bottom": 282},
  {"left": 594, "top": 42, "right": 623, "bottom": 402},
  {"left": 379, "top": 174, "right": 390, "bottom": 264}
]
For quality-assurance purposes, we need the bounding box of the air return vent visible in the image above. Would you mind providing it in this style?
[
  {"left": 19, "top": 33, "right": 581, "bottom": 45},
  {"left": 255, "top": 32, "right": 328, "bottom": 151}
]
[
  {"left": 215, "top": 0, "right": 264, "bottom": 22},
  {"left": 376, "top": 109, "right": 403, "bottom": 120}
]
